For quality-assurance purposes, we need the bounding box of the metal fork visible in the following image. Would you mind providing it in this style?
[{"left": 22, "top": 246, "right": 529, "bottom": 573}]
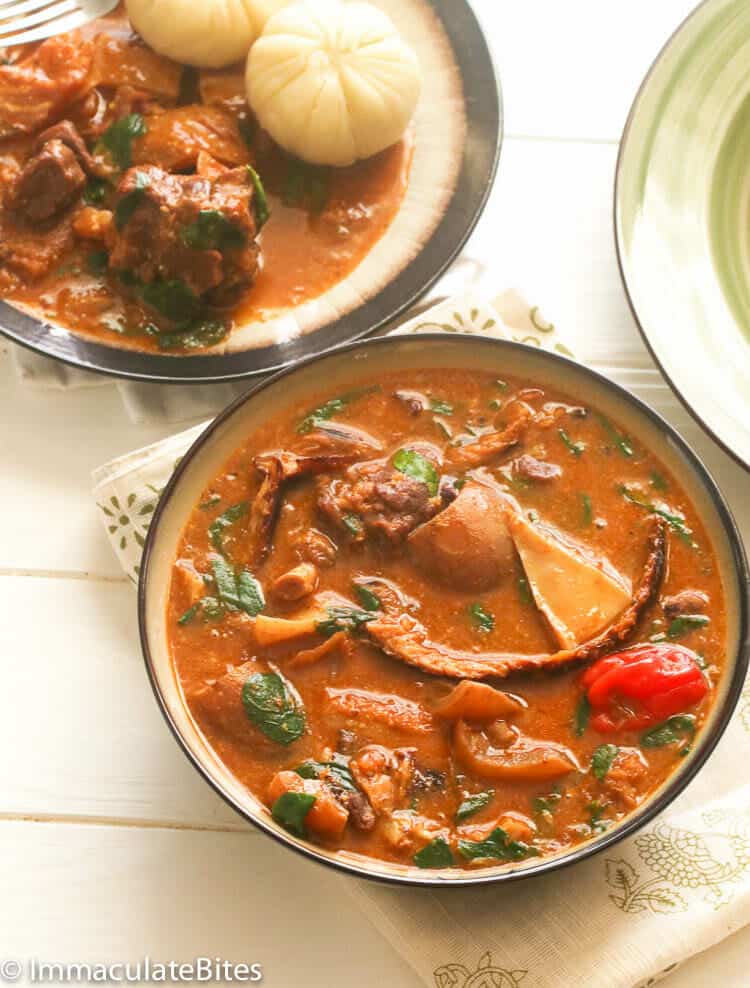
[{"left": 0, "top": 0, "right": 116, "bottom": 48}]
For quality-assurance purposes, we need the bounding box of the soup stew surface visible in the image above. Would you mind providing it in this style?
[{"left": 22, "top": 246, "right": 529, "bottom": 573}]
[{"left": 167, "top": 368, "right": 725, "bottom": 871}]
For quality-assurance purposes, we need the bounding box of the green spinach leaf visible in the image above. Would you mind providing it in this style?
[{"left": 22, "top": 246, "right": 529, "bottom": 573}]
[
  {"left": 101, "top": 113, "right": 147, "bottom": 170},
  {"left": 598, "top": 415, "right": 635, "bottom": 457},
  {"left": 559, "top": 428, "right": 585, "bottom": 457},
  {"left": 429, "top": 397, "right": 454, "bottom": 415},
  {"left": 618, "top": 485, "right": 696, "bottom": 547},
  {"left": 141, "top": 278, "right": 200, "bottom": 324},
  {"left": 83, "top": 177, "right": 108, "bottom": 206},
  {"left": 353, "top": 583, "right": 382, "bottom": 612},
  {"left": 458, "top": 827, "right": 539, "bottom": 862},
  {"left": 246, "top": 164, "right": 269, "bottom": 229},
  {"left": 414, "top": 837, "right": 454, "bottom": 869},
  {"left": 468, "top": 602, "right": 494, "bottom": 634},
  {"left": 208, "top": 501, "right": 248, "bottom": 552},
  {"left": 573, "top": 694, "right": 590, "bottom": 737},
  {"left": 591, "top": 743, "right": 618, "bottom": 780},
  {"left": 271, "top": 791, "right": 315, "bottom": 836},
  {"left": 297, "top": 386, "right": 379, "bottom": 435},
  {"left": 295, "top": 757, "right": 357, "bottom": 793},
  {"left": 180, "top": 209, "right": 246, "bottom": 251},
  {"left": 210, "top": 554, "right": 265, "bottom": 617},
  {"left": 456, "top": 790, "right": 494, "bottom": 823},
  {"left": 667, "top": 614, "right": 710, "bottom": 639},
  {"left": 154, "top": 319, "right": 228, "bottom": 351},
  {"left": 316, "top": 605, "right": 376, "bottom": 638},
  {"left": 392, "top": 448, "right": 439, "bottom": 496},
  {"left": 641, "top": 714, "right": 696, "bottom": 752},
  {"left": 177, "top": 596, "right": 225, "bottom": 625},
  {"left": 242, "top": 672, "right": 305, "bottom": 745},
  {"left": 114, "top": 170, "right": 150, "bottom": 230}
]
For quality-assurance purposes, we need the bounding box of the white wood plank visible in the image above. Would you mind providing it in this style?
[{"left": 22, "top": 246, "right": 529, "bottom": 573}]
[
  {"left": 478, "top": 0, "right": 696, "bottom": 140},
  {"left": 0, "top": 819, "right": 419, "bottom": 988}
]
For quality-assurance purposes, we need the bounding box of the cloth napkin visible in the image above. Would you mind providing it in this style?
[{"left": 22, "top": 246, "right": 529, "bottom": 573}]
[{"left": 91, "top": 289, "right": 750, "bottom": 988}]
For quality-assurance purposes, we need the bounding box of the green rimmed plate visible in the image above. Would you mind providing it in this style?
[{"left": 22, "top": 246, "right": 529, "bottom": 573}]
[{"left": 616, "top": 0, "right": 750, "bottom": 470}]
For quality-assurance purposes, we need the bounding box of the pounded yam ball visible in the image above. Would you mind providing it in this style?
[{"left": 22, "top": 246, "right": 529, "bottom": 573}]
[
  {"left": 125, "top": 0, "right": 289, "bottom": 69},
  {"left": 246, "top": 0, "right": 421, "bottom": 166}
]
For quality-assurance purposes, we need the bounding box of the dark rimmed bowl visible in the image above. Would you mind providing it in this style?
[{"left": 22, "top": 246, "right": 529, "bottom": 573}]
[
  {"left": 0, "top": 0, "right": 502, "bottom": 385},
  {"left": 139, "top": 334, "right": 750, "bottom": 887}
]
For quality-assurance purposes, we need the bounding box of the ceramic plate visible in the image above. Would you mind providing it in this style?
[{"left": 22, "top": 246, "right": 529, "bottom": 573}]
[
  {"left": 0, "top": 0, "right": 501, "bottom": 384},
  {"left": 616, "top": 0, "right": 750, "bottom": 470}
]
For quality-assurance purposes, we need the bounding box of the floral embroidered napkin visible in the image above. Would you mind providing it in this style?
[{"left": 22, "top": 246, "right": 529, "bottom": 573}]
[{"left": 91, "top": 289, "right": 750, "bottom": 988}]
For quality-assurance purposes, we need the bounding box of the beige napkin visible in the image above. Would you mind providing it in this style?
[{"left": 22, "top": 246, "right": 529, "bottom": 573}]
[{"left": 91, "top": 289, "right": 750, "bottom": 988}]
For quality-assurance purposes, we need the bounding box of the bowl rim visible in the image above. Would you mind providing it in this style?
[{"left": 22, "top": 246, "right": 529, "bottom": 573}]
[
  {"left": 138, "top": 332, "right": 750, "bottom": 888},
  {"left": 0, "top": 0, "right": 503, "bottom": 386},
  {"left": 613, "top": 0, "right": 750, "bottom": 473}
]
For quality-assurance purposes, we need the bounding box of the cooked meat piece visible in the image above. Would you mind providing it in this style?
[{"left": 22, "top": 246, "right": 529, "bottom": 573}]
[
  {"left": 32, "top": 121, "right": 96, "bottom": 174},
  {"left": 288, "top": 630, "right": 351, "bottom": 669},
  {"left": 506, "top": 508, "right": 631, "bottom": 648},
  {"left": 73, "top": 206, "right": 113, "bottom": 242},
  {"left": 11, "top": 141, "right": 86, "bottom": 223},
  {"left": 89, "top": 35, "right": 181, "bottom": 100},
  {"left": 408, "top": 480, "right": 516, "bottom": 592},
  {"left": 109, "top": 164, "right": 259, "bottom": 302},
  {"left": 0, "top": 36, "right": 92, "bottom": 138},
  {"left": 317, "top": 457, "right": 441, "bottom": 544},
  {"left": 349, "top": 745, "right": 415, "bottom": 815},
  {"left": 199, "top": 69, "right": 247, "bottom": 110},
  {"left": 132, "top": 105, "right": 250, "bottom": 171},
  {"left": 366, "top": 516, "right": 667, "bottom": 679},
  {"left": 272, "top": 563, "right": 319, "bottom": 601},
  {"left": 459, "top": 810, "right": 536, "bottom": 844},
  {"left": 446, "top": 405, "right": 533, "bottom": 470},
  {"left": 267, "top": 771, "right": 349, "bottom": 839},
  {"left": 173, "top": 558, "right": 206, "bottom": 606},
  {"left": 189, "top": 661, "right": 269, "bottom": 748},
  {"left": 342, "top": 789, "right": 376, "bottom": 831},
  {"left": 382, "top": 811, "right": 447, "bottom": 853},
  {"left": 326, "top": 687, "right": 434, "bottom": 734},
  {"left": 296, "top": 422, "right": 383, "bottom": 457},
  {"left": 663, "top": 589, "right": 709, "bottom": 620},
  {"left": 434, "top": 681, "right": 526, "bottom": 721},
  {"left": 293, "top": 528, "right": 338, "bottom": 568},
  {"left": 410, "top": 765, "right": 446, "bottom": 794},
  {"left": 393, "top": 389, "right": 428, "bottom": 415},
  {"left": 602, "top": 747, "right": 649, "bottom": 810},
  {"left": 0, "top": 213, "right": 74, "bottom": 284},
  {"left": 453, "top": 719, "right": 579, "bottom": 781},
  {"left": 512, "top": 454, "right": 562, "bottom": 482}
]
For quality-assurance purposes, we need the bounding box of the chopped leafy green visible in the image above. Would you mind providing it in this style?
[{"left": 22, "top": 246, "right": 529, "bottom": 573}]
[
  {"left": 518, "top": 576, "right": 533, "bottom": 606},
  {"left": 242, "top": 672, "right": 305, "bottom": 745},
  {"left": 210, "top": 554, "right": 265, "bottom": 617},
  {"left": 598, "top": 416, "right": 634, "bottom": 457},
  {"left": 532, "top": 791, "right": 562, "bottom": 815},
  {"left": 316, "top": 605, "right": 376, "bottom": 638},
  {"left": 650, "top": 471, "right": 669, "bottom": 491},
  {"left": 618, "top": 485, "right": 696, "bottom": 546},
  {"left": 177, "top": 596, "right": 225, "bottom": 625},
  {"left": 236, "top": 569, "right": 265, "bottom": 617},
  {"left": 495, "top": 379, "right": 508, "bottom": 391},
  {"left": 199, "top": 494, "right": 221, "bottom": 510},
  {"left": 153, "top": 319, "right": 229, "bottom": 351},
  {"left": 353, "top": 583, "right": 382, "bottom": 612},
  {"left": 468, "top": 602, "right": 494, "bottom": 634},
  {"left": 457, "top": 827, "right": 539, "bottom": 863},
  {"left": 101, "top": 113, "right": 147, "bottom": 170},
  {"left": 86, "top": 250, "right": 109, "bottom": 276},
  {"left": 283, "top": 156, "right": 330, "bottom": 212},
  {"left": 246, "top": 164, "right": 269, "bottom": 229},
  {"left": 581, "top": 492, "right": 593, "bottom": 526},
  {"left": 429, "top": 397, "right": 454, "bottom": 415},
  {"left": 342, "top": 514, "right": 363, "bottom": 537},
  {"left": 297, "top": 386, "right": 379, "bottom": 434},
  {"left": 180, "top": 209, "right": 246, "bottom": 251},
  {"left": 208, "top": 501, "right": 248, "bottom": 552},
  {"left": 641, "top": 714, "right": 696, "bottom": 753},
  {"left": 177, "top": 602, "right": 201, "bottom": 626},
  {"left": 591, "top": 743, "right": 619, "bottom": 780},
  {"left": 588, "top": 800, "right": 609, "bottom": 833},
  {"left": 271, "top": 791, "right": 316, "bottom": 836},
  {"left": 114, "top": 170, "right": 150, "bottom": 230},
  {"left": 83, "top": 177, "right": 108, "bottom": 206},
  {"left": 456, "top": 790, "right": 494, "bottom": 822},
  {"left": 667, "top": 614, "right": 710, "bottom": 639},
  {"left": 488, "top": 398, "right": 501, "bottom": 411},
  {"left": 559, "top": 428, "right": 585, "bottom": 457},
  {"left": 392, "top": 448, "right": 439, "bottom": 496},
  {"left": 574, "top": 693, "right": 590, "bottom": 737},
  {"left": 294, "top": 756, "right": 357, "bottom": 793},
  {"left": 141, "top": 278, "right": 200, "bottom": 324},
  {"left": 414, "top": 837, "right": 454, "bottom": 869}
]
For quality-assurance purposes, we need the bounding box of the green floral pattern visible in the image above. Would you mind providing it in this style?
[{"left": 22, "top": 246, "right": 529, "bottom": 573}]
[
  {"left": 434, "top": 953, "right": 526, "bottom": 988},
  {"left": 607, "top": 810, "right": 750, "bottom": 913}
]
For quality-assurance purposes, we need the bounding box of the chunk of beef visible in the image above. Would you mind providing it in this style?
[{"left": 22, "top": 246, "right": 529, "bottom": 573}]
[
  {"left": 0, "top": 212, "right": 74, "bottom": 285},
  {"left": 11, "top": 140, "right": 85, "bottom": 223},
  {"left": 292, "top": 528, "right": 338, "bottom": 568},
  {"left": 317, "top": 457, "right": 441, "bottom": 543},
  {"left": 108, "top": 164, "right": 259, "bottom": 303},
  {"left": 512, "top": 454, "right": 562, "bottom": 482},
  {"left": 132, "top": 106, "right": 250, "bottom": 172},
  {"left": 0, "top": 36, "right": 92, "bottom": 138},
  {"left": 32, "top": 121, "right": 96, "bottom": 173},
  {"left": 349, "top": 745, "right": 415, "bottom": 816},
  {"left": 663, "top": 589, "right": 709, "bottom": 620}
]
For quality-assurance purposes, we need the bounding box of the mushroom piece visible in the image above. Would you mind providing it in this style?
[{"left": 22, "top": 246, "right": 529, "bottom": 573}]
[
  {"left": 408, "top": 479, "right": 516, "bottom": 592},
  {"left": 453, "top": 719, "right": 579, "bottom": 781},
  {"left": 434, "top": 681, "right": 526, "bottom": 721},
  {"left": 365, "top": 516, "right": 667, "bottom": 680},
  {"left": 271, "top": 562, "right": 319, "bottom": 601}
]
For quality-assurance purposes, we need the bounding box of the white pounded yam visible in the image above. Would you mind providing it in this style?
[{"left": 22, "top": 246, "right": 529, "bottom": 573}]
[
  {"left": 125, "top": 0, "right": 288, "bottom": 69},
  {"left": 246, "top": 0, "right": 422, "bottom": 166}
]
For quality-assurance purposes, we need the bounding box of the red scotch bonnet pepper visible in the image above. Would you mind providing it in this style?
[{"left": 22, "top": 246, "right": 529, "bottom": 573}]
[{"left": 582, "top": 643, "right": 708, "bottom": 733}]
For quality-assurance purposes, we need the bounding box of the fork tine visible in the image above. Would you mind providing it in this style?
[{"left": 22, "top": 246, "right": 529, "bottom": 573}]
[
  {"left": 0, "top": 0, "right": 58, "bottom": 13},
  {"left": 0, "top": 0, "right": 77, "bottom": 34},
  {"left": 0, "top": 5, "right": 86, "bottom": 45}
]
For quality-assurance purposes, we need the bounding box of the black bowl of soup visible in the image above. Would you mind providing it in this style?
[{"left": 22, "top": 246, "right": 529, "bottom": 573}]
[{"left": 138, "top": 334, "right": 750, "bottom": 886}]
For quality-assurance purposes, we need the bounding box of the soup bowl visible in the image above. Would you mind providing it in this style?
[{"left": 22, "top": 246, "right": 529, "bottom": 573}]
[{"left": 138, "top": 334, "right": 750, "bottom": 886}]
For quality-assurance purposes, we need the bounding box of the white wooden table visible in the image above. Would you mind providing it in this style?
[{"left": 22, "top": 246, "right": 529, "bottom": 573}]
[{"left": 2, "top": 2, "right": 749, "bottom": 983}]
